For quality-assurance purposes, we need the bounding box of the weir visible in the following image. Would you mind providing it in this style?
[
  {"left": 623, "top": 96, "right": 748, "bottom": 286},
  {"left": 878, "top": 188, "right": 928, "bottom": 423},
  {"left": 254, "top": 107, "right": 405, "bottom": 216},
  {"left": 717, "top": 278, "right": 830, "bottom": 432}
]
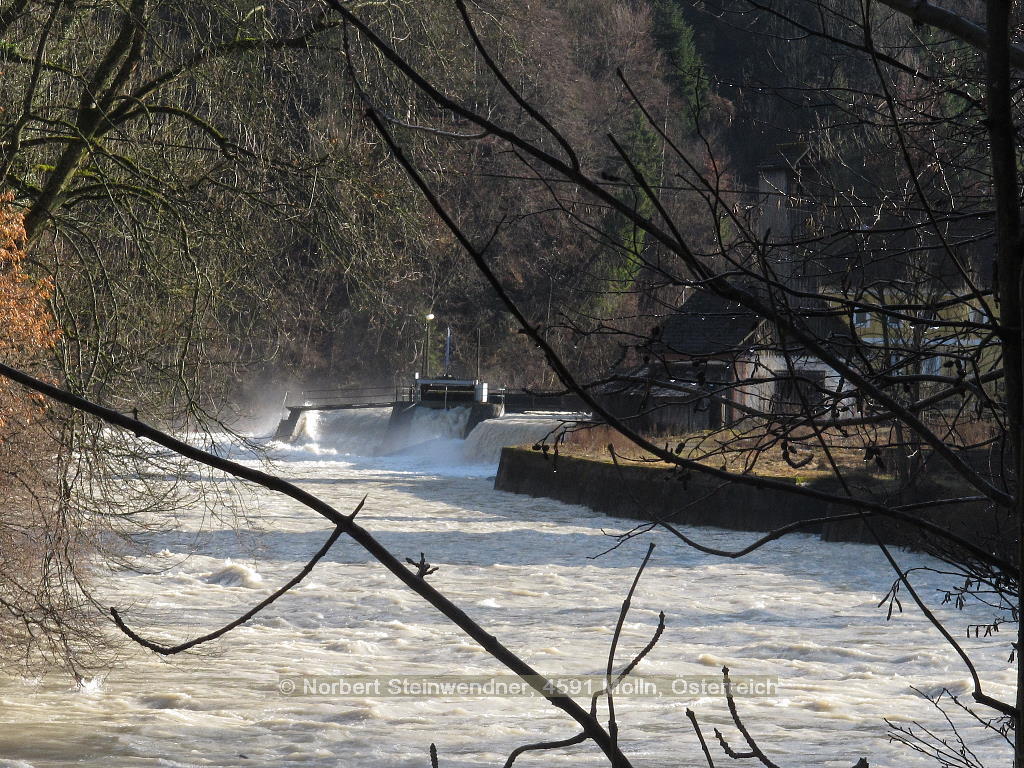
[
  {"left": 293, "top": 406, "right": 572, "bottom": 462},
  {"left": 273, "top": 377, "right": 581, "bottom": 452},
  {"left": 462, "top": 415, "right": 568, "bottom": 463},
  {"left": 273, "top": 379, "right": 492, "bottom": 442}
]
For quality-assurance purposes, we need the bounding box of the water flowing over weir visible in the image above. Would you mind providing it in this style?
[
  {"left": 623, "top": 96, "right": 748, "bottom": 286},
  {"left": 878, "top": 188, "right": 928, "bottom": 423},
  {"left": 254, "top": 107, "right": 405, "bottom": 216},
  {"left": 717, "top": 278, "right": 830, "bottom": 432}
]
[
  {"left": 293, "top": 406, "right": 571, "bottom": 465},
  {"left": 0, "top": 428, "right": 1014, "bottom": 767},
  {"left": 462, "top": 414, "right": 570, "bottom": 464},
  {"left": 294, "top": 408, "right": 394, "bottom": 454}
]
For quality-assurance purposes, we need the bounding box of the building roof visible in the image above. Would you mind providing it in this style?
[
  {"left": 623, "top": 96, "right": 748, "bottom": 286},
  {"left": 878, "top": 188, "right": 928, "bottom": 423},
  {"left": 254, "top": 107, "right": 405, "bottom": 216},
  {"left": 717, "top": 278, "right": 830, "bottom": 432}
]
[
  {"left": 655, "top": 290, "right": 760, "bottom": 358},
  {"left": 652, "top": 287, "right": 856, "bottom": 361}
]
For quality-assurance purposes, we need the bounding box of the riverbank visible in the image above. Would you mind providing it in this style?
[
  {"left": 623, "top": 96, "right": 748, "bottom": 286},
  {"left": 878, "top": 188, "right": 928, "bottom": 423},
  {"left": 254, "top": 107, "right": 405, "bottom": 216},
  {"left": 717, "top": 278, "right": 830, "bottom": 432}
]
[{"left": 494, "top": 447, "right": 1014, "bottom": 556}]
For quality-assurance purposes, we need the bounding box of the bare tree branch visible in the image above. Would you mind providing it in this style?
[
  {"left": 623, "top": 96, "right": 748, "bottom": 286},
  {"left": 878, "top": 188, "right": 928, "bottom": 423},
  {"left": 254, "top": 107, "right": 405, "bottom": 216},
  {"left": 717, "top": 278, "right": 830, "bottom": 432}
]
[
  {"left": 872, "top": 0, "right": 1024, "bottom": 70},
  {"left": 0, "top": 358, "right": 633, "bottom": 767},
  {"left": 110, "top": 519, "right": 350, "bottom": 655}
]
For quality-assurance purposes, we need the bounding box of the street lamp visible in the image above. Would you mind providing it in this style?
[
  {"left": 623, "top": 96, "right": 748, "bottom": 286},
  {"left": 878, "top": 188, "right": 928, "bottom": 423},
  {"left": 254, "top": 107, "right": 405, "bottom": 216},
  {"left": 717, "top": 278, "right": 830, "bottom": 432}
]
[{"left": 423, "top": 313, "right": 435, "bottom": 378}]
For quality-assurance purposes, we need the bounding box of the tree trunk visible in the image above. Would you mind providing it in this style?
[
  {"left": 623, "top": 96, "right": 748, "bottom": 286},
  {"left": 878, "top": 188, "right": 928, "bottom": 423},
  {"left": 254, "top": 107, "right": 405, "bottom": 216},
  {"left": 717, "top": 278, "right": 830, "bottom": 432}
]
[{"left": 983, "top": 1, "right": 1024, "bottom": 762}]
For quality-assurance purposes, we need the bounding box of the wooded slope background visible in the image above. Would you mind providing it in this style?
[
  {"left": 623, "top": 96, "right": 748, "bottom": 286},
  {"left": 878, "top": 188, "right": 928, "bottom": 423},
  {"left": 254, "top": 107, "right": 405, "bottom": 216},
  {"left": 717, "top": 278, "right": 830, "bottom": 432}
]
[{"left": 0, "top": 0, "right": 777, "bottom": 414}]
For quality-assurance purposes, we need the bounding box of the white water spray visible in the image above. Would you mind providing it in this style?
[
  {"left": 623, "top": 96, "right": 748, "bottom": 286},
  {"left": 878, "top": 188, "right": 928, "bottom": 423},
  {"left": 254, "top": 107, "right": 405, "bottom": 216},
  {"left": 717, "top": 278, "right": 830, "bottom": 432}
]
[
  {"left": 462, "top": 414, "right": 570, "bottom": 464},
  {"left": 405, "top": 406, "right": 470, "bottom": 446},
  {"left": 294, "top": 408, "right": 392, "bottom": 454},
  {"left": 292, "top": 406, "right": 567, "bottom": 465}
]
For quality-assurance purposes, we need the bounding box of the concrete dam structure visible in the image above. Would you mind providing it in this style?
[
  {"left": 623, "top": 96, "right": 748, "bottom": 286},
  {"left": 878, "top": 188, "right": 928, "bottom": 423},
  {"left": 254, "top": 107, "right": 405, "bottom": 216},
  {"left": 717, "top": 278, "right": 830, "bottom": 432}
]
[{"left": 273, "top": 378, "right": 583, "bottom": 458}]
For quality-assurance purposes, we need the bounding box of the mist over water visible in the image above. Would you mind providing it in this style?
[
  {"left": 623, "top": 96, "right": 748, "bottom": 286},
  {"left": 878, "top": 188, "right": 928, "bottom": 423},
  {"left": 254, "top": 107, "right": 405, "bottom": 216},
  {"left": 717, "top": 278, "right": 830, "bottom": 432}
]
[{"left": 0, "top": 412, "right": 1014, "bottom": 767}]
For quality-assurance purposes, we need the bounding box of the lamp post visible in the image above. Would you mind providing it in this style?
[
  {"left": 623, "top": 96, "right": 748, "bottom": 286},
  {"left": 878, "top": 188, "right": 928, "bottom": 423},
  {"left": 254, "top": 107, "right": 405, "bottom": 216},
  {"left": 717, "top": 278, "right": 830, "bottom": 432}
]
[{"left": 423, "top": 313, "right": 435, "bottom": 378}]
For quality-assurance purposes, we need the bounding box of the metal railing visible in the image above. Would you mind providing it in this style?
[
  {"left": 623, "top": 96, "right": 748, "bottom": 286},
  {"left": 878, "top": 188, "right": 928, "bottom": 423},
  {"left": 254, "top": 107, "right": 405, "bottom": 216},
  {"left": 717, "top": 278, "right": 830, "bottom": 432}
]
[
  {"left": 280, "top": 384, "right": 590, "bottom": 413},
  {"left": 284, "top": 385, "right": 416, "bottom": 410}
]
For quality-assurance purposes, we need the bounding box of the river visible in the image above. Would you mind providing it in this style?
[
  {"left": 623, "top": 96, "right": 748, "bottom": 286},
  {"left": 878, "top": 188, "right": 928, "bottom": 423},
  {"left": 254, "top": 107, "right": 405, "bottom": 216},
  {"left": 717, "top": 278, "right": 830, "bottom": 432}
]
[{"left": 0, "top": 408, "right": 1014, "bottom": 767}]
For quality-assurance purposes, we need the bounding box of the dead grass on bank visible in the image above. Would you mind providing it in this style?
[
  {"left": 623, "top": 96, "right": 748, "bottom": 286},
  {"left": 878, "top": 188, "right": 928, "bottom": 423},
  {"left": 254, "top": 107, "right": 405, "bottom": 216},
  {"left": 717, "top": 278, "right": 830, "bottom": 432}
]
[
  {"left": 537, "top": 411, "right": 1001, "bottom": 501},
  {"left": 558, "top": 423, "right": 868, "bottom": 475}
]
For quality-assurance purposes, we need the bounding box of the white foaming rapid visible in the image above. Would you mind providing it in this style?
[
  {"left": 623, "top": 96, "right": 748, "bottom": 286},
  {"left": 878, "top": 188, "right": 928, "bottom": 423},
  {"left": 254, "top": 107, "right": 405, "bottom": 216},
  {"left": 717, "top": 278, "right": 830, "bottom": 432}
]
[
  {"left": 293, "top": 407, "right": 393, "bottom": 455},
  {"left": 290, "top": 406, "right": 474, "bottom": 460},
  {"left": 283, "top": 406, "right": 569, "bottom": 473},
  {"left": 201, "top": 560, "right": 264, "bottom": 589},
  {"left": 405, "top": 406, "right": 470, "bottom": 446},
  {"left": 4, "top": 431, "right": 1012, "bottom": 767},
  {"left": 462, "top": 413, "right": 571, "bottom": 464}
]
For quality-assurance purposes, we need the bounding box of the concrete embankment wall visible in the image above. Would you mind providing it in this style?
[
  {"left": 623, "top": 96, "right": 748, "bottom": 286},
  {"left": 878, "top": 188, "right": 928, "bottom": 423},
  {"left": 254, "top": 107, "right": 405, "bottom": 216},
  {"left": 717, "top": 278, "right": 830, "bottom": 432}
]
[{"left": 494, "top": 448, "right": 1015, "bottom": 557}]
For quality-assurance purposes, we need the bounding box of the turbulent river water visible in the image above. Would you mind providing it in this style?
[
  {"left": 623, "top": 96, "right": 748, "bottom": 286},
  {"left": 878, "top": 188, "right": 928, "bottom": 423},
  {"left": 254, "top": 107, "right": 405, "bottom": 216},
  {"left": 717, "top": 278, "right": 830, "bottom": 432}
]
[{"left": 0, "top": 408, "right": 1015, "bottom": 767}]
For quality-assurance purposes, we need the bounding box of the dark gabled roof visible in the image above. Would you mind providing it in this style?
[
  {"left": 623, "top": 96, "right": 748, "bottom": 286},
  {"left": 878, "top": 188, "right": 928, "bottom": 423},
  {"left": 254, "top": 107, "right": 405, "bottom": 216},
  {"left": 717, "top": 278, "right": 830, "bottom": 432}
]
[
  {"left": 655, "top": 290, "right": 759, "bottom": 358},
  {"left": 652, "top": 288, "right": 857, "bottom": 361},
  {"left": 783, "top": 295, "right": 858, "bottom": 357}
]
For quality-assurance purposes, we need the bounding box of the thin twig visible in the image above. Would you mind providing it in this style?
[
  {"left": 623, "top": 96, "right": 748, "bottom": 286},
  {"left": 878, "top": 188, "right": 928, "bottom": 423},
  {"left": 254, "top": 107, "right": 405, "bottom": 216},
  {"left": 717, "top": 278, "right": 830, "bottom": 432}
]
[
  {"left": 605, "top": 543, "right": 656, "bottom": 752},
  {"left": 869, "top": 533, "right": 1017, "bottom": 718},
  {"left": 686, "top": 708, "right": 717, "bottom": 768},
  {"left": 111, "top": 516, "right": 351, "bottom": 655},
  {"left": 503, "top": 732, "right": 587, "bottom": 768},
  {"left": 721, "top": 666, "right": 781, "bottom": 768}
]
